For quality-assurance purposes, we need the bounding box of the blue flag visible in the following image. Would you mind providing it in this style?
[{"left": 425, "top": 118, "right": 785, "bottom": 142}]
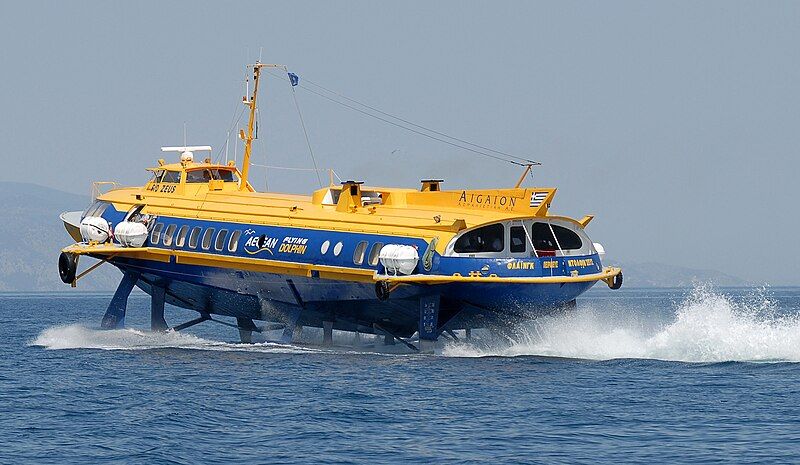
[{"left": 288, "top": 72, "right": 299, "bottom": 87}]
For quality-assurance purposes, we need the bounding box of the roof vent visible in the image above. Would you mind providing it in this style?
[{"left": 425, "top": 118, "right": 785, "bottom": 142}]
[{"left": 421, "top": 179, "right": 444, "bottom": 192}]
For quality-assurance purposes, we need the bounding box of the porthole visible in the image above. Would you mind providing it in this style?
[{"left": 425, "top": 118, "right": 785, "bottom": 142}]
[
  {"left": 201, "top": 228, "right": 215, "bottom": 250},
  {"left": 215, "top": 229, "right": 228, "bottom": 251},
  {"left": 175, "top": 225, "right": 189, "bottom": 247},
  {"left": 162, "top": 224, "right": 177, "bottom": 247},
  {"left": 333, "top": 241, "right": 343, "bottom": 256},
  {"left": 150, "top": 223, "right": 164, "bottom": 245},
  {"left": 188, "top": 226, "right": 202, "bottom": 249},
  {"left": 353, "top": 241, "right": 367, "bottom": 265},
  {"left": 368, "top": 242, "right": 384, "bottom": 266},
  {"left": 228, "top": 230, "right": 241, "bottom": 252},
  {"left": 321, "top": 240, "right": 331, "bottom": 255}
]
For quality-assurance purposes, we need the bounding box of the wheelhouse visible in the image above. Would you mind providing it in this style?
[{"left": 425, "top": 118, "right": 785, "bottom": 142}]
[{"left": 145, "top": 160, "right": 243, "bottom": 194}]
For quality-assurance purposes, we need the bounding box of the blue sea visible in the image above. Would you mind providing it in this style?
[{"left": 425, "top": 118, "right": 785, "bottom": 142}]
[{"left": 3, "top": 286, "right": 800, "bottom": 464}]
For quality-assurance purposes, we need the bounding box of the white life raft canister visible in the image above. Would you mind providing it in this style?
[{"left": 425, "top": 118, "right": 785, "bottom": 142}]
[
  {"left": 379, "top": 244, "right": 419, "bottom": 275},
  {"left": 79, "top": 216, "right": 111, "bottom": 243},
  {"left": 115, "top": 221, "right": 149, "bottom": 247}
]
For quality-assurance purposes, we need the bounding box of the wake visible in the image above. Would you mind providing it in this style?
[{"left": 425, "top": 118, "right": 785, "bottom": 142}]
[
  {"left": 30, "top": 325, "right": 325, "bottom": 354},
  {"left": 30, "top": 287, "right": 800, "bottom": 363},
  {"left": 445, "top": 286, "right": 800, "bottom": 362}
]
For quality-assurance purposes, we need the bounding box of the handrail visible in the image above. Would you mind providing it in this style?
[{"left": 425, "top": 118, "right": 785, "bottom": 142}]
[{"left": 91, "top": 181, "right": 122, "bottom": 201}]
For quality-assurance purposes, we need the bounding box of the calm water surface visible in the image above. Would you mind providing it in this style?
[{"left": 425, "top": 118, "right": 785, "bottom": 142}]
[{"left": 2, "top": 287, "right": 800, "bottom": 464}]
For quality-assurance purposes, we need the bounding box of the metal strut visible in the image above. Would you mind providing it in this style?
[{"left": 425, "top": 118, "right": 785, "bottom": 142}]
[
  {"left": 373, "top": 323, "right": 419, "bottom": 352},
  {"left": 101, "top": 270, "right": 140, "bottom": 329}
]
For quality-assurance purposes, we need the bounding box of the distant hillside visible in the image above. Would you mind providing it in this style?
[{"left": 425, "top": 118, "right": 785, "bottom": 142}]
[
  {"left": 606, "top": 261, "right": 750, "bottom": 288},
  {"left": 0, "top": 182, "right": 119, "bottom": 291},
  {"left": 0, "top": 182, "right": 751, "bottom": 291}
]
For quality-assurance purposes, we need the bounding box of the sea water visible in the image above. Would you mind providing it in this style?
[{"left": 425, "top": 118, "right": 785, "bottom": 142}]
[{"left": 2, "top": 287, "right": 800, "bottom": 464}]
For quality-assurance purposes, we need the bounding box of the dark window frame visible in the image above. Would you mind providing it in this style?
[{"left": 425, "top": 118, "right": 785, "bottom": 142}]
[
  {"left": 214, "top": 229, "right": 228, "bottom": 251},
  {"left": 175, "top": 225, "right": 189, "bottom": 247},
  {"left": 162, "top": 224, "right": 177, "bottom": 247},
  {"left": 228, "top": 230, "right": 241, "bottom": 252},
  {"left": 510, "top": 225, "right": 527, "bottom": 253},
  {"left": 188, "top": 226, "right": 202, "bottom": 249},
  {"left": 201, "top": 228, "right": 215, "bottom": 250},
  {"left": 150, "top": 223, "right": 165, "bottom": 245},
  {"left": 353, "top": 241, "right": 368, "bottom": 265},
  {"left": 453, "top": 223, "right": 505, "bottom": 254}
]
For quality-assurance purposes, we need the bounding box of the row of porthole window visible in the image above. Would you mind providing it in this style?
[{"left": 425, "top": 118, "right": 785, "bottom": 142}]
[
  {"left": 150, "top": 223, "right": 242, "bottom": 253},
  {"left": 320, "top": 239, "right": 383, "bottom": 266},
  {"left": 150, "top": 223, "right": 383, "bottom": 266}
]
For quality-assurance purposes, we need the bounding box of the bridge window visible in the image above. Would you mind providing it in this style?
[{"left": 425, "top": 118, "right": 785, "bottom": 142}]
[
  {"left": 510, "top": 226, "right": 526, "bottom": 253},
  {"left": 175, "top": 225, "right": 189, "bottom": 247},
  {"left": 186, "top": 170, "right": 211, "bottom": 183},
  {"left": 162, "top": 224, "right": 177, "bottom": 246},
  {"left": 228, "top": 230, "right": 241, "bottom": 252},
  {"left": 188, "top": 226, "right": 202, "bottom": 249},
  {"left": 368, "top": 242, "right": 383, "bottom": 266},
  {"left": 353, "top": 241, "right": 368, "bottom": 265},
  {"left": 210, "top": 169, "right": 236, "bottom": 182},
  {"left": 454, "top": 223, "right": 504, "bottom": 254},
  {"left": 201, "top": 228, "right": 215, "bottom": 250},
  {"left": 161, "top": 171, "right": 181, "bottom": 183},
  {"left": 215, "top": 229, "right": 228, "bottom": 251},
  {"left": 150, "top": 223, "right": 164, "bottom": 245}
]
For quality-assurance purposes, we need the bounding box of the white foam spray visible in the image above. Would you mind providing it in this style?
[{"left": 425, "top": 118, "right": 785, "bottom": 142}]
[
  {"left": 444, "top": 286, "right": 800, "bottom": 362},
  {"left": 30, "top": 324, "right": 323, "bottom": 354}
]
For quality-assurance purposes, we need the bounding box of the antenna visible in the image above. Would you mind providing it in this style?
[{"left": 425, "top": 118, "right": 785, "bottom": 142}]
[
  {"left": 183, "top": 122, "right": 187, "bottom": 147},
  {"left": 224, "top": 131, "right": 230, "bottom": 163}
]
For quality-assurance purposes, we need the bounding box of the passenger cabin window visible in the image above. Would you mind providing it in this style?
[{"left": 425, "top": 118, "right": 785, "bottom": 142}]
[
  {"left": 368, "top": 243, "right": 383, "bottom": 266},
  {"left": 150, "top": 223, "right": 164, "bottom": 245},
  {"left": 228, "top": 230, "right": 241, "bottom": 252},
  {"left": 161, "top": 171, "right": 181, "bottom": 183},
  {"left": 552, "top": 224, "right": 582, "bottom": 250},
  {"left": 188, "top": 226, "right": 202, "bottom": 249},
  {"left": 510, "top": 226, "right": 527, "bottom": 253},
  {"left": 353, "top": 241, "right": 368, "bottom": 265},
  {"left": 453, "top": 224, "right": 505, "bottom": 254},
  {"left": 162, "top": 224, "right": 177, "bottom": 246},
  {"left": 201, "top": 228, "right": 215, "bottom": 250},
  {"left": 83, "top": 201, "right": 110, "bottom": 219},
  {"left": 530, "top": 223, "right": 583, "bottom": 255},
  {"left": 215, "top": 229, "right": 228, "bottom": 251},
  {"left": 175, "top": 225, "right": 189, "bottom": 247}
]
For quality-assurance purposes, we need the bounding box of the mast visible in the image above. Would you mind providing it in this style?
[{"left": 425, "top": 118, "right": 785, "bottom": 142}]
[
  {"left": 239, "top": 62, "right": 287, "bottom": 191},
  {"left": 239, "top": 63, "right": 262, "bottom": 191}
]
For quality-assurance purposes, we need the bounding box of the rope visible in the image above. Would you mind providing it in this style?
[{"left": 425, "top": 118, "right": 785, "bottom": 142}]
[
  {"left": 301, "top": 77, "right": 539, "bottom": 165},
  {"left": 287, "top": 77, "right": 323, "bottom": 187},
  {"left": 250, "top": 164, "right": 343, "bottom": 183},
  {"left": 298, "top": 84, "right": 530, "bottom": 167}
]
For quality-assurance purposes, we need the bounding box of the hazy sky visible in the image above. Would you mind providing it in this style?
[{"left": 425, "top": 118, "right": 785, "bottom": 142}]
[{"left": 1, "top": 1, "right": 798, "bottom": 284}]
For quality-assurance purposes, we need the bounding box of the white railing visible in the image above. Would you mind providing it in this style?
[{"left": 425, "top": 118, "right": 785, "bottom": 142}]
[{"left": 91, "top": 181, "right": 122, "bottom": 201}]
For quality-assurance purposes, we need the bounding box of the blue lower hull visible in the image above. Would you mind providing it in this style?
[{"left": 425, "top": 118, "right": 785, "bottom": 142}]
[{"left": 111, "top": 256, "right": 596, "bottom": 338}]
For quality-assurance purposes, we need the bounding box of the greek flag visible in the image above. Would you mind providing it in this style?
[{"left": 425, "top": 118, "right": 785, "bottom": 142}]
[
  {"left": 288, "top": 72, "right": 299, "bottom": 87},
  {"left": 530, "top": 191, "right": 548, "bottom": 207}
]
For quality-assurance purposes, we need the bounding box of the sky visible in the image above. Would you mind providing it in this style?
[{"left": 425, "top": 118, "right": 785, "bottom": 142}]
[{"left": 1, "top": 1, "right": 798, "bottom": 284}]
